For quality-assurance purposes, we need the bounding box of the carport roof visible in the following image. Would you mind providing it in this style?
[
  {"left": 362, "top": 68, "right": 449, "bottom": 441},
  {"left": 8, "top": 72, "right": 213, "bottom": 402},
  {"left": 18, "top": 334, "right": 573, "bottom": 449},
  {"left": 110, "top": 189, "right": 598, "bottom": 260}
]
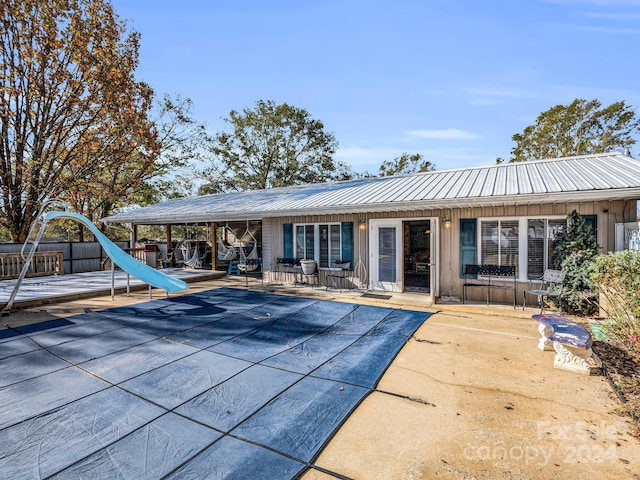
[{"left": 103, "top": 152, "right": 640, "bottom": 225}]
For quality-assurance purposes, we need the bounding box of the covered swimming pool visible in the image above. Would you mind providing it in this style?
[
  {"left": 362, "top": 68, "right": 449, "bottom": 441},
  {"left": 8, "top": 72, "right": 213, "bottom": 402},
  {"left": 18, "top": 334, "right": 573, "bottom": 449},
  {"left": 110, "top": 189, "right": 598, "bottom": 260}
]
[{"left": 0, "top": 287, "right": 430, "bottom": 479}]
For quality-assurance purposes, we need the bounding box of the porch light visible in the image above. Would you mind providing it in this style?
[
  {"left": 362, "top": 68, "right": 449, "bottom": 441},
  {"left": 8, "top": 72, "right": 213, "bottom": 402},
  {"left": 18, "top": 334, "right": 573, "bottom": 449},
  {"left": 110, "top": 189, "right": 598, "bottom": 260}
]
[
  {"left": 359, "top": 219, "right": 367, "bottom": 230},
  {"left": 443, "top": 216, "right": 452, "bottom": 228}
]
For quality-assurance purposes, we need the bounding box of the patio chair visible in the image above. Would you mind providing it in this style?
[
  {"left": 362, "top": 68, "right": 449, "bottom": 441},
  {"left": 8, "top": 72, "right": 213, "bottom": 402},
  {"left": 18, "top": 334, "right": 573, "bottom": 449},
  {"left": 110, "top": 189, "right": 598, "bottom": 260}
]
[
  {"left": 326, "top": 260, "right": 351, "bottom": 293},
  {"left": 217, "top": 236, "right": 237, "bottom": 261},
  {"left": 237, "top": 241, "right": 260, "bottom": 272},
  {"left": 180, "top": 240, "right": 206, "bottom": 269},
  {"left": 236, "top": 225, "right": 260, "bottom": 273},
  {"left": 523, "top": 269, "right": 566, "bottom": 313},
  {"left": 217, "top": 225, "right": 238, "bottom": 261}
]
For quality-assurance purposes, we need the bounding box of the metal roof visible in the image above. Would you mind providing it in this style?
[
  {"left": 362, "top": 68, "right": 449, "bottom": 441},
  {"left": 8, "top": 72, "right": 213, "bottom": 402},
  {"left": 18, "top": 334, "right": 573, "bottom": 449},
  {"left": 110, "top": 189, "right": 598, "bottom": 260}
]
[{"left": 103, "top": 153, "right": 640, "bottom": 225}]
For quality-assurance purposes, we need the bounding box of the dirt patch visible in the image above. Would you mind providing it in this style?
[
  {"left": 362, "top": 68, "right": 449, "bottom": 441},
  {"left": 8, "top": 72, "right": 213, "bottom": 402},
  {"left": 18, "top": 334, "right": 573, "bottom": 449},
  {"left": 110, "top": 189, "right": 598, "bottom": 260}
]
[{"left": 592, "top": 339, "right": 640, "bottom": 437}]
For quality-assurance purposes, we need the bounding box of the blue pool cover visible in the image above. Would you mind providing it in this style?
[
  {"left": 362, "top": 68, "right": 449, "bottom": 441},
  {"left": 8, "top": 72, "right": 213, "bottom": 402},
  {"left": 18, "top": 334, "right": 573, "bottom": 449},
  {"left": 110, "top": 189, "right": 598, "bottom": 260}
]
[{"left": 0, "top": 287, "right": 430, "bottom": 479}]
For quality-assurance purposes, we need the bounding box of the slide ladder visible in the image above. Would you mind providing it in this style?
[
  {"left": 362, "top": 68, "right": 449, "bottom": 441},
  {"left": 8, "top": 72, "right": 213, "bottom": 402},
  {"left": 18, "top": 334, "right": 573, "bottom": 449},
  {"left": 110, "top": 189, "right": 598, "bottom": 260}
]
[{"left": 2, "top": 200, "right": 67, "bottom": 315}]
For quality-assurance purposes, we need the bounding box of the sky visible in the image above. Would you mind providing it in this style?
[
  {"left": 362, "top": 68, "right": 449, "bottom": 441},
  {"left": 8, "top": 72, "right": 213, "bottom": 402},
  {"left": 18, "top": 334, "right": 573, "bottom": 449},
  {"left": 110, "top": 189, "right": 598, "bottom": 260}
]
[{"left": 109, "top": 0, "right": 640, "bottom": 174}]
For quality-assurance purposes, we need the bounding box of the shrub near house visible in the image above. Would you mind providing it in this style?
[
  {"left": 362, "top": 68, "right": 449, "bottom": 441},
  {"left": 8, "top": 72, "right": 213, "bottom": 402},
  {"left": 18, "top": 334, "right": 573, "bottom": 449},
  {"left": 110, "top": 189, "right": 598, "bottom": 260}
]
[
  {"left": 553, "top": 210, "right": 599, "bottom": 316},
  {"left": 590, "top": 250, "right": 640, "bottom": 362}
]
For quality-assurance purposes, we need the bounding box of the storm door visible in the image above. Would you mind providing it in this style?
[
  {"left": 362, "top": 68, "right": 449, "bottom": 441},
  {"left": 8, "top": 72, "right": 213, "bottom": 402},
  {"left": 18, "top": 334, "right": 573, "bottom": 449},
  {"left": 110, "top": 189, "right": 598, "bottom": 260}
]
[{"left": 370, "top": 220, "right": 402, "bottom": 291}]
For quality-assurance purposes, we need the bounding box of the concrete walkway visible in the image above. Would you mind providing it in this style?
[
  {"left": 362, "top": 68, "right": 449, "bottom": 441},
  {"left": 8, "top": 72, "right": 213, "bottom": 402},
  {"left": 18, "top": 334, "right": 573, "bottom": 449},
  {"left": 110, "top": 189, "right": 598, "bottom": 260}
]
[{"left": 2, "top": 274, "right": 638, "bottom": 479}]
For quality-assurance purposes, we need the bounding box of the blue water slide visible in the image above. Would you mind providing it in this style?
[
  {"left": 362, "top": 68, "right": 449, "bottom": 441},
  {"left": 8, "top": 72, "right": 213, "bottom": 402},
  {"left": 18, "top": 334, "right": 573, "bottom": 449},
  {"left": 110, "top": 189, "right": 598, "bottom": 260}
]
[{"left": 45, "top": 211, "right": 188, "bottom": 293}]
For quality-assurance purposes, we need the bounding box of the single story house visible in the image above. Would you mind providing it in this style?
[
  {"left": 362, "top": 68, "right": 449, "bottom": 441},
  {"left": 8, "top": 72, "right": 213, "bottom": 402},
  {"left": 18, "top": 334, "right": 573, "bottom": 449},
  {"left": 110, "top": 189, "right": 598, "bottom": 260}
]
[{"left": 103, "top": 152, "right": 640, "bottom": 304}]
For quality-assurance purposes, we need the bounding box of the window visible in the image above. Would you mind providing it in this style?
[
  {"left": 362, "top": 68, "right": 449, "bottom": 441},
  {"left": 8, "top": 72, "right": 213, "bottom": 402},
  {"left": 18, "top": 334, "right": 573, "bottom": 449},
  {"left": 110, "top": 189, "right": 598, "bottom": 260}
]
[
  {"left": 480, "top": 220, "right": 519, "bottom": 269},
  {"left": 466, "top": 216, "right": 581, "bottom": 281},
  {"left": 527, "top": 218, "right": 565, "bottom": 279},
  {"left": 291, "top": 222, "right": 352, "bottom": 268},
  {"left": 378, "top": 227, "right": 397, "bottom": 282},
  {"left": 295, "top": 224, "right": 314, "bottom": 259},
  {"left": 319, "top": 224, "right": 341, "bottom": 268}
]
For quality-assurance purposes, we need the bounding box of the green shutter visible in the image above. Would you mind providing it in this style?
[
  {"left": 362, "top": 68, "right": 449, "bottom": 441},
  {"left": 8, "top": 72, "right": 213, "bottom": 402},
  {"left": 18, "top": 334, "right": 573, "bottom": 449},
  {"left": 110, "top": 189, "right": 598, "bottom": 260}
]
[
  {"left": 459, "top": 218, "right": 477, "bottom": 277},
  {"left": 341, "top": 222, "right": 354, "bottom": 270},
  {"left": 283, "top": 223, "right": 293, "bottom": 258}
]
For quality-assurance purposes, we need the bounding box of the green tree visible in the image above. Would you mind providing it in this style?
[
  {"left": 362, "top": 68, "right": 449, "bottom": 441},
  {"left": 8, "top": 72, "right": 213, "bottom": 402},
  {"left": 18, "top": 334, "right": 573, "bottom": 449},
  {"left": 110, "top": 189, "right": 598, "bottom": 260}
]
[
  {"left": 378, "top": 153, "right": 435, "bottom": 177},
  {"left": 509, "top": 98, "right": 640, "bottom": 162},
  {"left": 0, "top": 0, "right": 158, "bottom": 242},
  {"left": 136, "top": 94, "right": 211, "bottom": 204},
  {"left": 199, "top": 100, "right": 348, "bottom": 193},
  {"left": 553, "top": 210, "right": 600, "bottom": 315}
]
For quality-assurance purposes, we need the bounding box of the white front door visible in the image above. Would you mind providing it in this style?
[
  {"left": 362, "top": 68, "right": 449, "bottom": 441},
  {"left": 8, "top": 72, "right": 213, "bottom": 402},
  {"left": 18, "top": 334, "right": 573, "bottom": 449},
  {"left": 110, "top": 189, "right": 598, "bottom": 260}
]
[{"left": 370, "top": 219, "right": 402, "bottom": 291}]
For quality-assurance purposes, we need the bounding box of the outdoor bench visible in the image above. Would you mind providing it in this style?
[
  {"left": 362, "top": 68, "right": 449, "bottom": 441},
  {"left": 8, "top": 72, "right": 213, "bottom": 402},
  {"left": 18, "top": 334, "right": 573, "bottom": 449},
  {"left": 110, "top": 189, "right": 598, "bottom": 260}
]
[
  {"left": 462, "top": 264, "right": 516, "bottom": 307},
  {"left": 532, "top": 313, "right": 601, "bottom": 375},
  {"left": 0, "top": 251, "right": 63, "bottom": 279},
  {"left": 325, "top": 260, "right": 351, "bottom": 292},
  {"left": 270, "top": 258, "right": 299, "bottom": 284}
]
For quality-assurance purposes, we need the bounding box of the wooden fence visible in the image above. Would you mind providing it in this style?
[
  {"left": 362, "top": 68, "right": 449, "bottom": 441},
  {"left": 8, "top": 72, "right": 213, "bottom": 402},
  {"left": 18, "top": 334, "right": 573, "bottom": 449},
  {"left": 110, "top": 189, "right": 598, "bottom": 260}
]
[
  {"left": 0, "top": 241, "right": 131, "bottom": 274},
  {"left": 0, "top": 241, "right": 167, "bottom": 278},
  {"left": 0, "top": 251, "right": 64, "bottom": 280},
  {"left": 100, "top": 247, "right": 147, "bottom": 270}
]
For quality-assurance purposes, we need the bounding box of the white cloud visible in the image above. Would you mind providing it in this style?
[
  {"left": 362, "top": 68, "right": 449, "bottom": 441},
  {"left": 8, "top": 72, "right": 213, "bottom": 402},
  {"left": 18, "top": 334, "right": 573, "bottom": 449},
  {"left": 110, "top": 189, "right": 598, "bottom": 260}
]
[
  {"left": 407, "top": 129, "right": 480, "bottom": 140},
  {"left": 579, "top": 25, "right": 640, "bottom": 34},
  {"left": 464, "top": 86, "right": 534, "bottom": 99},
  {"left": 413, "top": 146, "right": 497, "bottom": 170},
  {"left": 581, "top": 11, "right": 640, "bottom": 20},
  {"left": 461, "top": 85, "right": 541, "bottom": 107},
  {"left": 335, "top": 145, "right": 491, "bottom": 173},
  {"left": 544, "top": 0, "right": 640, "bottom": 6},
  {"left": 335, "top": 146, "right": 400, "bottom": 171}
]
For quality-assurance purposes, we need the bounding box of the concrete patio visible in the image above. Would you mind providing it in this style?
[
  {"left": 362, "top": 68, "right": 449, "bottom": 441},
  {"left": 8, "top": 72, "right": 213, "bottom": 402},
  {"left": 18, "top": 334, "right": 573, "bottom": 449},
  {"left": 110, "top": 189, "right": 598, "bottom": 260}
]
[{"left": 1, "top": 273, "right": 638, "bottom": 479}]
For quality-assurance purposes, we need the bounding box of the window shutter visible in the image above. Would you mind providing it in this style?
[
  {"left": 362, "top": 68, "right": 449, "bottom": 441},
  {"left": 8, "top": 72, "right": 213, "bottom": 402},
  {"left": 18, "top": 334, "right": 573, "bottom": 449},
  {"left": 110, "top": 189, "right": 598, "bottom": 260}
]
[
  {"left": 283, "top": 223, "right": 293, "bottom": 258},
  {"left": 341, "top": 222, "right": 354, "bottom": 270},
  {"left": 459, "top": 219, "right": 477, "bottom": 277}
]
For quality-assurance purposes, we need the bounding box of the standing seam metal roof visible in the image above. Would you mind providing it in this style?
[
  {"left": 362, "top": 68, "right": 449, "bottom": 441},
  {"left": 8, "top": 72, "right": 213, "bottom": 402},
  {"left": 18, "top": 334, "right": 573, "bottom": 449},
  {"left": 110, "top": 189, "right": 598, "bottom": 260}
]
[{"left": 103, "top": 153, "right": 640, "bottom": 224}]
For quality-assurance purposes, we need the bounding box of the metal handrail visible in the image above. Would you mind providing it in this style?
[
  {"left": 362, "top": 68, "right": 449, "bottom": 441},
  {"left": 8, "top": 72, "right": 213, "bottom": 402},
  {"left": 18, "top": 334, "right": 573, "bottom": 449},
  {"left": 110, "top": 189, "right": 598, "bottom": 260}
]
[{"left": 2, "top": 199, "right": 70, "bottom": 315}]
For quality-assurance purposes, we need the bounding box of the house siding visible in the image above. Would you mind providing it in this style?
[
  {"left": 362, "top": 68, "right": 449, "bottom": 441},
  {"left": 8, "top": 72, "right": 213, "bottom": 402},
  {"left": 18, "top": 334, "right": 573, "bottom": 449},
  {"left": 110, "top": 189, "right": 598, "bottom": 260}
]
[
  {"left": 260, "top": 199, "right": 629, "bottom": 302},
  {"left": 101, "top": 154, "right": 640, "bottom": 306}
]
